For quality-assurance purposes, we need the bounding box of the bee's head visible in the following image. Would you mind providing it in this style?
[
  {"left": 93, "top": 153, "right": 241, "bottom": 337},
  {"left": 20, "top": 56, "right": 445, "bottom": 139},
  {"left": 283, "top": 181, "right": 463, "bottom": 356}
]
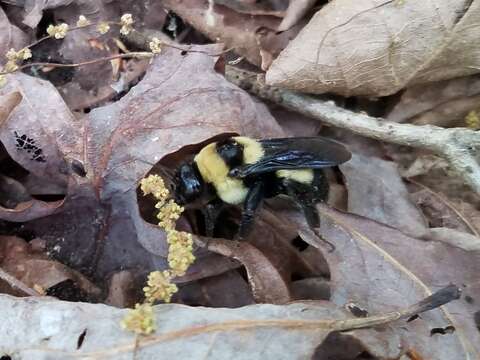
[{"left": 173, "top": 162, "right": 204, "bottom": 205}]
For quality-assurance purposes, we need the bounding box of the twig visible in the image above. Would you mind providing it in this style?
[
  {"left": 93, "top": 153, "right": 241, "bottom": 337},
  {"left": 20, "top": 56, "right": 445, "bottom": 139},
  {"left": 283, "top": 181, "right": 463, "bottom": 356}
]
[
  {"left": 0, "top": 267, "right": 41, "bottom": 296},
  {"left": 123, "top": 29, "right": 234, "bottom": 56},
  {"left": 225, "top": 67, "right": 480, "bottom": 196},
  {"left": 0, "top": 52, "right": 153, "bottom": 75}
]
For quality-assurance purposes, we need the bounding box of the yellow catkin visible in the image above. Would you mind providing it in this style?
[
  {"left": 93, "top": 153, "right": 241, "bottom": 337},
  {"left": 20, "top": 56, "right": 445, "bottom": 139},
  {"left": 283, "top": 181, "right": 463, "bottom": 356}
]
[
  {"left": 122, "top": 174, "right": 196, "bottom": 334},
  {"left": 120, "top": 303, "right": 155, "bottom": 335},
  {"left": 465, "top": 110, "right": 480, "bottom": 130}
]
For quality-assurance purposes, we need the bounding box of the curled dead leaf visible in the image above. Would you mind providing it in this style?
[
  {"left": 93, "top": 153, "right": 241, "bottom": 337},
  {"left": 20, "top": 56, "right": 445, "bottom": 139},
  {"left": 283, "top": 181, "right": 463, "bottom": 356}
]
[{"left": 267, "top": 0, "right": 480, "bottom": 96}]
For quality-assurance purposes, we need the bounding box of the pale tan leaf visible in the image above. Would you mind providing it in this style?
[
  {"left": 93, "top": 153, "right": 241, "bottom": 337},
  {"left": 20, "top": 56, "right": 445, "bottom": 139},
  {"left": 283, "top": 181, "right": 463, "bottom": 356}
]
[{"left": 267, "top": 0, "right": 480, "bottom": 96}]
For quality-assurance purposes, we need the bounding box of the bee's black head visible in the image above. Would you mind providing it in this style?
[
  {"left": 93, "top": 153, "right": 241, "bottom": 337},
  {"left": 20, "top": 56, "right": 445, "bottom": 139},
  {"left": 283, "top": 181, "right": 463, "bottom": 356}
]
[{"left": 173, "top": 162, "right": 204, "bottom": 205}]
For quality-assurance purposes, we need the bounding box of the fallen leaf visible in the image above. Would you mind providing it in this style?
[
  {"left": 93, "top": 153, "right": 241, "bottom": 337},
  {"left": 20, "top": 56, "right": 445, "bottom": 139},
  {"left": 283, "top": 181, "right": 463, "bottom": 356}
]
[
  {"left": 340, "top": 153, "right": 428, "bottom": 238},
  {"left": 162, "top": 0, "right": 280, "bottom": 66},
  {"left": 21, "top": 0, "right": 73, "bottom": 28},
  {"left": 0, "top": 45, "right": 284, "bottom": 291},
  {"left": 0, "top": 6, "right": 29, "bottom": 58},
  {"left": 177, "top": 269, "right": 255, "bottom": 307},
  {"left": 409, "top": 182, "right": 480, "bottom": 235},
  {"left": 387, "top": 75, "right": 480, "bottom": 126},
  {"left": 0, "top": 91, "right": 67, "bottom": 221},
  {"left": 267, "top": 0, "right": 480, "bottom": 96},
  {"left": 295, "top": 205, "right": 480, "bottom": 359},
  {"left": 0, "top": 286, "right": 459, "bottom": 358},
  {"left": 427, "top": 227, "right": 480, "bottom": 252},
  {"left": 269, "top": 103, "right": 322, "bottom": 137},
  {"left": 277, "top": 0, "right": 316, "bottom": 31},
  {"left": 206, "top": 238, "right": 292, "bottom": 304},
  {"left": 0, "top": 235, "right": 101, "bottom": 299},
  {"left": 105, "top": 270, "right": 141, "bottom": 308}
]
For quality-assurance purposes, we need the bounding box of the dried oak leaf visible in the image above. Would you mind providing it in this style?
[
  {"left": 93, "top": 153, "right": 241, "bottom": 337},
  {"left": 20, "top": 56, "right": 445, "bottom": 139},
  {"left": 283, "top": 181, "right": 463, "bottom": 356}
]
[
  {"left": 295, "top": 205, "right": 480, "bottom": 359},
  {"left": 0, "top": 290, "right": 456, "bottom": 359},
  {"left": 0, "top": 45, "right": 283, "bottom": 286},
  {"left": 267, "top": 0, "right": 480, "bottom": 96}
]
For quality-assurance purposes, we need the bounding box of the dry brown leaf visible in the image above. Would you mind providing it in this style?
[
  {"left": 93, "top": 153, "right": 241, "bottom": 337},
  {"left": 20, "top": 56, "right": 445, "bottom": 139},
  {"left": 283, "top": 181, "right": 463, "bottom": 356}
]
[
  {"left": 162, "top": 0, "right": 280, "bottom": 66},
  {"left": 295, "top": 205, "right": 480, "bottom": 359},
  {"left": 0, "top": 45, "right": 284, "bottom": 290},
  {"left": 206, "top": 238, "right": 292, "bottom": 304},
  {"left": 267, "top": 0, "right": 480, "bottom": 96}
]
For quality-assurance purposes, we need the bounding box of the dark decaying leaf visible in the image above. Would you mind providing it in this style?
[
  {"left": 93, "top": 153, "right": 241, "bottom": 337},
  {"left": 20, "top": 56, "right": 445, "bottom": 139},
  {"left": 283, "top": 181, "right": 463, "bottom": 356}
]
[
  {"left": 267, "top": 0, "right": 480, "bottom": 96},
  {"left": 293, "top": 205, "right": 480, "bottom": 359},
  {"left": 0, "top": 44, "right": 283, "bottom": 289},
  {"left": 0, "top": 235, "right": 101, "bottom": 298},
  {"left": 177, "top": 269, "right": 255, "bottom": 307}
]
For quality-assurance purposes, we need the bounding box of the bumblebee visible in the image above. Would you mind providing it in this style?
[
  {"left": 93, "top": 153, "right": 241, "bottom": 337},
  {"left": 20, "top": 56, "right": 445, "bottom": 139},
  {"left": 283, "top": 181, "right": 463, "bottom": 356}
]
[{"left": 173, "top": 136, "right": 351, "bottom": 238}]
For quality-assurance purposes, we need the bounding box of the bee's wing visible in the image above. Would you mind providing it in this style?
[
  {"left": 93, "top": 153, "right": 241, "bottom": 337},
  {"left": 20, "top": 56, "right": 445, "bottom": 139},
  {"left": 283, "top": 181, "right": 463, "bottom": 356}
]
[{"left": 230, "top": 137, "right": 351, "bottom": 178}]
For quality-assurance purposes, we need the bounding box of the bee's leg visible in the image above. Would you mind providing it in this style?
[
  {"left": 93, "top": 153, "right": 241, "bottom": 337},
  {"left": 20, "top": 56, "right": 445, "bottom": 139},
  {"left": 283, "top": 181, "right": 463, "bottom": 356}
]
[
  {"left": 238, "top": 181, "right": 265, "bottom": 239},
  {"left": 202, "top": 200, "right": 224, "bottom": 237},
  {"left": 284, "top": 178, "right": 335, "bottom": 252},
  {"left": 283, "top": 180, "right": 320, "bottom": 227}
]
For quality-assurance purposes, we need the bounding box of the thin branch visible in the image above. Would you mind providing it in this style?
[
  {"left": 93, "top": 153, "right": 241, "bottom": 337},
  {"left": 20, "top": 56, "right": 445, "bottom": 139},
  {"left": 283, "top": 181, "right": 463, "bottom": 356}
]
[
  {"left": 0, "top": 267, "right": 41, "bottom": 296},
  {"left": 0, "top": 52, "right": 153, "bottom": 75},
  {"left": 123, "top": 29, "right": 234, "bottom": 56},
  {"left": 225, "top": 67, "right": 480, "bottom": 196}
]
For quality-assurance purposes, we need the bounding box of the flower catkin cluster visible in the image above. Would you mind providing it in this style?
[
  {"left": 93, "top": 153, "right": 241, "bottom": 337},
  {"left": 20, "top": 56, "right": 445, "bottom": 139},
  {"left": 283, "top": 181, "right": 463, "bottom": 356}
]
[
  {"left": 120, "top": 13, "right": 134, "bottom": 35},
  {"left": 1, "top": 13, "right": 167, "bottom": 89},
  {"left": 76, "top": 15, "right": 91, "bottom": 27},
  {"left": 149, "top": 37, "right": 162, "bottom": 54},
  {"left": 140, "top": 174, "right": 196, "bottom": 281},
  {"left": 122, "top": 174, "right": 195, "bottom": 335},
  {"left": 120, "top": 303, "right": 155, "bottom": 335},
  {"left": 47, "top": 23, "right": 69, "bottom": 39},
  {"left": 465, "top": 110, "right": 480, "bottom": 130}
]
